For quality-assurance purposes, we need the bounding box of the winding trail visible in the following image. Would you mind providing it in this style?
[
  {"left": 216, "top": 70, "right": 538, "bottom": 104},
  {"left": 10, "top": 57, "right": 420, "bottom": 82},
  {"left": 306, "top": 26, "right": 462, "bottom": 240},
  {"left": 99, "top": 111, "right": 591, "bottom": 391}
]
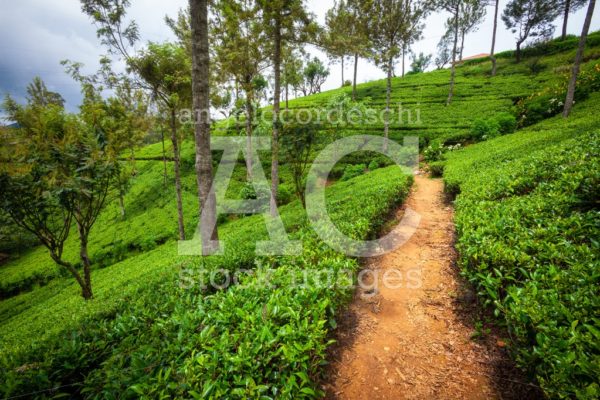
[{"left": 323, "top": 174, "right": 528, "bottom": 399}]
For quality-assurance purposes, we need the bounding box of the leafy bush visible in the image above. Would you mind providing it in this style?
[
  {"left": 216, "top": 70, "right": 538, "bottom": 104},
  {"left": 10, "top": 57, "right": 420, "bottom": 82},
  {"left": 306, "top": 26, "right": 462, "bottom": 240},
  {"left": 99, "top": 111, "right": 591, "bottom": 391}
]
[
  {"left": 516, "top": 63, "right": 600, "bottom": 127},
  {"left": 470, "top": 118, "right": 500, "bottom": 140},
  {"left": 493, "top": 112, "right": 517, "bottom": 134},
  {"left": 443, "top": 97, "right": 600, "bottom": 398},
  {"left": 0, "top": 167, "right": 413, "bottom": 399},
  {"left": 340, "top": 163, "right": 366, "bottom": 181}
]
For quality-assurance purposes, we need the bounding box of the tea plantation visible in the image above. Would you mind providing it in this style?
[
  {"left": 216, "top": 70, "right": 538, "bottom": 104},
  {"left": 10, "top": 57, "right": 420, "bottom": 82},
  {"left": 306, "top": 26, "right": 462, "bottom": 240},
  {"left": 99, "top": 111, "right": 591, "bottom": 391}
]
[{"left": 1, "top": 34, "right": 599, "bottom": 398}]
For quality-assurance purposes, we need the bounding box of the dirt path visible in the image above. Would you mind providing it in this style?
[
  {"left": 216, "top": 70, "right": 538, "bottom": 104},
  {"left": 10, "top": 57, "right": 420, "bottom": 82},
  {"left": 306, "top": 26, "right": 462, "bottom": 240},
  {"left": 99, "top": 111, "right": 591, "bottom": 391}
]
[{"left": 323, "top": 174, "right": 533, "bottom": 399}]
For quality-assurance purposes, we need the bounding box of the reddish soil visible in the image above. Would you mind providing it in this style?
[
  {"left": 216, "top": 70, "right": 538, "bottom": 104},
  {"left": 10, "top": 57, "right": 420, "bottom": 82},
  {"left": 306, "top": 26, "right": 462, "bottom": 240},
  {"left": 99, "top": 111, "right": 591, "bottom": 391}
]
[{"left": 323, "top": 174, "right": 539, "bottom": 400}]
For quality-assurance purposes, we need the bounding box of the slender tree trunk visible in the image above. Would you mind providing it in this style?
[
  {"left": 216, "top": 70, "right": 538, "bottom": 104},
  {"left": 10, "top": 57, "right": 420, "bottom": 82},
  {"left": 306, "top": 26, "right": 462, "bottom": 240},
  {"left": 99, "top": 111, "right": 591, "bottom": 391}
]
[
  {"left": 245, "top": 96, "right": 253, "bottom": 180},
  {"left": 564, "top": 0, "right": 596, "bottom": 117},
  {"left": 447, "top": 6, "right": 460, "bottom": 106},
  {"left": 190, "top": 0, "right": 219, "bottom": 254},
  {"left": 516, "top": 40, "right": 522, "bottom": 63},
  {"left": 170, "top": 108, "right": 185, "bottom": 241},
  {"left": 160, "top": 129, "right": 167, "bottom": 186},
  {"left": 119, "top": 191, "right": 126, "bottom": 218},
  {"left": 270, "top": 15, "right": 282, "bottom": 217},
  {"left": 490, "top": 0, "right": 500, "bottom": 76},
  {"left": 341, "top": 56, "right": 345, "bottom": 86},
  {"left": 285, "top": 83, "right": 289, "bottom": 110},
  {"left": 352, "top": 52, "right": 358, "bottom": 101},
  {"left": 460, "top": 29, "right": 465, "bottom": 61},
  {"left": 384, "top": 56, "right": 392, "bottom": 154},
  {"left": 402, "top": 46, "right": 406, "bottom": 77},
  {"left": 77, "top": 225, "right": 93, "bottom": 300},
  {"left": 562, "top": 0, "right": 572, "bottom": 40},
  {"left": 50, "top": 253, "right": 91, "bottom": 300}
]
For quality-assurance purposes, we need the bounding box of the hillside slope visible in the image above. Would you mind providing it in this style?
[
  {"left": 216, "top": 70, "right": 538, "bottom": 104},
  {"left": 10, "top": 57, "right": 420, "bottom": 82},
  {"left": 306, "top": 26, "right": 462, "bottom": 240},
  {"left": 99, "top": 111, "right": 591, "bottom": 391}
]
[{"left": 1, "top": 34, "right": 599, "bottom": 399}]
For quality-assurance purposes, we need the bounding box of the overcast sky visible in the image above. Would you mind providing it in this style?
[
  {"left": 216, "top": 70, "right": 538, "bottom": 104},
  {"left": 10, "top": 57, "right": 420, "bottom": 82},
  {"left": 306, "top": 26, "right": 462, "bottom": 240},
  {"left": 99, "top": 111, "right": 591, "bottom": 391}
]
[{"left": 1, "top": 0, "right": 599, "bottom": 115}]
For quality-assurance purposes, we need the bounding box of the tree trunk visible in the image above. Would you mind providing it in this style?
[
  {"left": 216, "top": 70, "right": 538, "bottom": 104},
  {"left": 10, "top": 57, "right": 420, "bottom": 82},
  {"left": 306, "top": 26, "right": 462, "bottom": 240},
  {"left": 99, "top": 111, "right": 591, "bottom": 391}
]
[
  {"left": 341, "top": 56, "right": 345, "bottom": 86},
  {"left": 564, "top": 0, "right": 596, "bottom": 117},
  {"left": 352, "top": 52, "right": 358, "bottom": 101},
  {"left": 270, "top": 14, "right": 282, "bottom": 217},
  {"left": 160, "top": 128, "right": 167, "bottom": 186},
  {"left": 170, "top": 108, "right": 185, "bottom": 241},
  {"left": 402, "top": 46, "right": 405, "bottom": 77},
  {"left": 562, "top": 0, "right": 572, "bottom": 40},
  {"left": 119, "top": 191, "right": 126, "bottom": 218},
  {"left": 245, "top": 95, "right": 253, "bottom": 180},
  {"left": 50, "top": 252, "right": 91, "bottom": 300},
  {"left": 190, "top": 0, "right": 219, "bottom": 254},
  {"left": 77, "top": 224, "right": 93, "bottom": 300},
  {"left": 516, "top": 40, "right": 522, "bottom": 63},
  {"left": 490, "top": 0, "right": 500, "bottom": 76},
  {"left": 285, "top": 83, "right": 289, "bottom": 110},
  {"left": 447, "top": 6, "right": 460, "bottom": 106},
  {"left": 384, "top": 56, "right": 392, "bottom": 154},
  {"left": 460, "top": 29, "right": 465, "bottom": 61}
]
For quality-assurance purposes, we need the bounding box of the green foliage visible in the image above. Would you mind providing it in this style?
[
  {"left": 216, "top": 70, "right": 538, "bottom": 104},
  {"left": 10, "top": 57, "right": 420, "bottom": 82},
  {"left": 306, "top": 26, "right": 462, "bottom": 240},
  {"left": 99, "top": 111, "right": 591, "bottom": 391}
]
[
  {"left": 0, "top": 167, "right": 412, "bottom": 399},
  {"left": 516, "top": 62, "right": 600, "bottom": 126},
  {"left": 443, "top": 94, "right": 600, "bottom": 398},
  {"left": 340, "top": 164, "right": 366, "bottom": 181}
]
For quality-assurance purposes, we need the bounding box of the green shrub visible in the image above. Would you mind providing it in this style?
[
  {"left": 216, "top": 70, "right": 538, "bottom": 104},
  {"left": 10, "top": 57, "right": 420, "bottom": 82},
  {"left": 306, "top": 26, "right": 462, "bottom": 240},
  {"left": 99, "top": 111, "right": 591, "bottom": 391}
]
[
  {"left": 443, "top": 98, "right": 600, "bottom": 398},
  {"left": 340, "top": 163, "right": 366, "bottom": 181},
  {"left": 493, "top": 112, "right": 517, "bottom": 134},
  {"left": 470, "top": 118, "right": 500, "bottom": 140}
]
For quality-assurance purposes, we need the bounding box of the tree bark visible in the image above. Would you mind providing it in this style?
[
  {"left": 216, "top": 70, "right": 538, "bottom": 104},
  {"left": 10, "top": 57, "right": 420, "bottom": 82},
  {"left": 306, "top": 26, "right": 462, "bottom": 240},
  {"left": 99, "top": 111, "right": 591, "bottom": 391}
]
[
  {"left": 119, "top": 191, "right": 126, "bottom": 218},
  {"left": 285, "top": 83, "right": 289, "bottom": 110},
  {"left": 402, "top": 46, "right": 405, "bottom": 77},
  {"left": 447, "top": 6, "right": 460, "bottom": 106},
  {"left": 490, "top": 0, "right": 500, "bottom": 76},
  {"left": 270, "top": 14, "right": 282, "bottom": 217},
  {"left": 245, "top": 95, "right": 253, "bottom": 180},
  {"left": 562, "top": 0, "right": 572, "bottom": 40},
  {"left": 384, "top": 56, "right": 392, "bottom": 154},
  {"left": 170, "top": 108, "right": 185, "bottom": 241},
  {"left": 564, "top": 0, "right": 596, "bottom": 117},
  {"left": 460, "top": 29, "right": 465, "bottom": 61},
  {"left": 77, "top": 224, "right": 93, "bottom": 300},
  {"left": 190, "top": 0, "right": 219, "bottom": 254},
  {"left": 353, "top": 52, "right": 358, "bottom": 101},
  {"left": 50, "top": 252, "right": 91, "bottom": 300},
  {"left": 341, "top": 56, "right": 345, "bottom": 86},
  {"left": 516, "top": 40, "right": 522, "bottom": 63},
  {"left": 160, "top": 128, "right": 168, "bottom": 186}
]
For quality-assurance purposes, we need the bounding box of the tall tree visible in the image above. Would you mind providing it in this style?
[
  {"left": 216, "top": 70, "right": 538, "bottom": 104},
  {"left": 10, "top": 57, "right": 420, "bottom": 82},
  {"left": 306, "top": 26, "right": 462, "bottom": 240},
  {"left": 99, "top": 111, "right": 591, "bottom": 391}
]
[
  {"left": 135, "top": 42, "right": 192, "bottom": 240},
  {"left": 458, "top": 0, "right": 486, "bottom": 60},
  {"left": 489, "top": 0, "right": 500, "bottom": 75},
  {"left": 1, "top": 83, "right": 118, "bottom": 300},
  {"left": 258, "top": 0, "right": 314, "bottom": 217},
  {"left": 190, "top": 0, "right": 219, "bottom": 254},
  {"left": 347, "top": 0, "right": 372, "bottom": 100},
  {"left": 560, "top": 0, "right": 588, "bottom": 40},
  {"left": 436, "top": 0, "right": 464, "bottom": 105},
  {"left": 303, "top": 56, "right": 330, "bottom": 94},
  {"left": 435, "top": 29, "right": 453, "bottom": 69},
  {"left": 80, "top": 1, "right": 196, "bottom": 241},
  {"left": 366, "top": 0, "right": 428, "bottom": 152},
  {"left": 282, "top": 46, "right": 304, "bottom": 108},
  {"left": 323, "top": 0, "right": 355, "bottom": 86},
  {"left": 502, "top": 0, "right": 559, "bottom": 63},
  {"left": 563, "top": 0, "right": 596, "bottom": 117},
  {"left": 212, "top": 0, "right": 269, "bottom": 180}
]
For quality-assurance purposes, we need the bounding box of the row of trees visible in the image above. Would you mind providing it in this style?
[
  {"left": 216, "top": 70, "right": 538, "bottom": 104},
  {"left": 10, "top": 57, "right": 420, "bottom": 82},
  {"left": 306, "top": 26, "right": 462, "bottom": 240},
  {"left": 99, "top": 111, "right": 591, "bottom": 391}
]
[{"left": 1, "top": 0, "right": 595, "bottom": 300}]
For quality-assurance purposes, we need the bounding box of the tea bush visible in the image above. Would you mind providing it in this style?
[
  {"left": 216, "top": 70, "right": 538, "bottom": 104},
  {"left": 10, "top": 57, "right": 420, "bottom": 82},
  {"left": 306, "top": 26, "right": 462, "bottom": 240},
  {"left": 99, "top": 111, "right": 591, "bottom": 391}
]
[
  {"left": 443, "top": 94, "right": 600, "bottom": 398},
  {"left": 0, "top": 167, "right": 413, "bottom": 399}
]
